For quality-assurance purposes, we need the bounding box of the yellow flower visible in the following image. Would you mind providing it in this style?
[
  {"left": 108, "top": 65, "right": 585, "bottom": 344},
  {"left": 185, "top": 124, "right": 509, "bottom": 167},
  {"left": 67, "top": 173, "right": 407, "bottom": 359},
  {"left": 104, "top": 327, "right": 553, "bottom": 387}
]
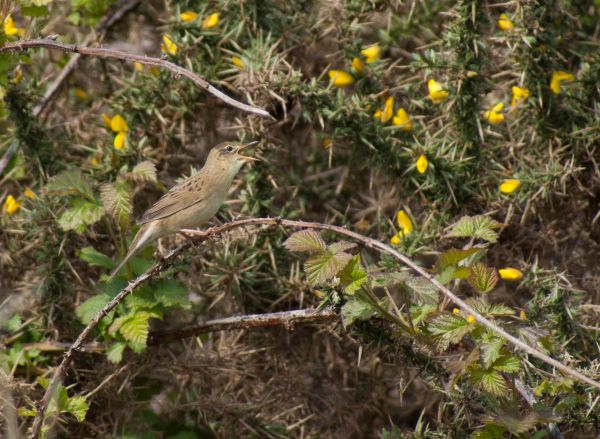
[
  {"left": 499, "top": 179, "right": 521, "bottom": 194},
  {"left": 113, "top": 132, "right": 127, "bottom": 150},
  {"left": 380, "top": 97, "right": 394, "bottom": 123},
  {"left": 519, "top": 310, "right": 527, "bottom": 320},
  {"left": 550, "top": 71, "right": 574, "bottom": 94},
  {"left": 134, "top": 62, "right": 144, "bottom": 72},
  {"left": 497, "top": 14, "right": 514, "bottom": 31},
  {"left": 428, "top": 79, "right": 449, "bottom": 104},
  {"left": 322, "top": 138, "right": 333, "bottom": 149},
  {"left": 180, "top": 11, "right": 199, "bottom": 23},
  {"left": 161, "top": 35, "right": 178, "bottom": 56},
  {"left": 466, "top": 315, "right": 476, "bottom": 324},
  {"left": 452, "top": 308, "right": 460, "bottom": 315},
  {"left": 361, "top": 45, "right": 380, "bottom": 63},
  {"left": 351, "top": 57, "right": 365, "bottom": 75},
  {"left": 328, "top": 70, "right": 354, "bottom": 87},
  {"left": 101, "top": 113, "right": 112, "bottom": 129},
  {"left": 232, "top": 56, "right": 244, "bottom": 69},
  {"left": 416, "top": 154, "right": 428, "bottom": 174},
  {"left": 511, "top": 86, "right": 529, "bottom": 107},
  {"left": 484, "top": 102, "right": 505, "bottom": 125},
  {"left": 11, "top": 67, "right": 23, "bottom": 84},
  {"left": 392, "top": 108, "right": 412, "bottom": 131},
  {"left": 23, "top": 187, "right": 36, "bottom": 200},
  {"left": 498, "top": 267, "right": 523, "bottom": 281},
  {"left": 4, "top": 15, "right": 25, "bottom": 37},
  {"left": 74, "top": 88, "right": 88, "bottom": 100},
  {"left": 3, "top": 195, "right": 22, "bottom": 216},
  {"left": 110, "top": 114, "right": 128, "bottom": 133},
  {"left": 149, "top": 66, "right": 160, "bottom": 77},
  {"left": 202, "top": 12, "right": 220, "bottom": 29},
  {"left": 390, "top": 210, "right": 413, "bottom": 244}
]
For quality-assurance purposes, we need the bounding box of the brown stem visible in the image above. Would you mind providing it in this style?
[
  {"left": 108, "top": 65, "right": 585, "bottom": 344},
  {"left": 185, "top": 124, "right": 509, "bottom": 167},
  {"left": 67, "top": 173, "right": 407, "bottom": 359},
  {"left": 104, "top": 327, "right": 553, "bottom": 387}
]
[
  {"left": 28, "top": 217, "right": 600, "bottom": 438},
  {"left": 0, "top": 39, "right": 270, "bottom": 117}
]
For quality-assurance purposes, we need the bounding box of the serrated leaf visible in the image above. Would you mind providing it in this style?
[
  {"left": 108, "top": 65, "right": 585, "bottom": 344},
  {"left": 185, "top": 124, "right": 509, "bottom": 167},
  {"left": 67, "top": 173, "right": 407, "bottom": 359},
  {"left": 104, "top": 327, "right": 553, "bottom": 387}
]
[
  {"left": 341, "top": 295, "right": 377, "bottom": 326},
  {"left": 487, "top": 409, "right": 540, "bottom": 435},
  {"left": 112, "top": 311, "right": 156, "bottom": 346},
  {"left": 428, "top": 314, "right": 475, "bottom": 349},
  {"left": 65, "top": 396, "right": 88, "bottom": 422},
  {"left": 491, "top": 355, "right": 521, "bottom": 373},
  {"left": 305, "top": 250, "right": 352, "bottom": 285},
  {"left": 328, "top": 241, "right": 356, "bottom": 254},
  {"left": 469, "top": 367, "right": 508, "bottom": 396},
  {"left": 446, "top": 215, "right": 502, "bottom": 243},
  {"left": 47, "top": 169, "right": 95, "bottom": 200},
  {"left": 57, "top": 199, "right": 105, "bottom": 234},
  {"left": 284, "top": 230, "right": 326, "bottom": 253},
  {"left": 106, "top": 342, "right": 126, "bottom": 364},
  {"left": 153, "top": 279, "right": 190, "bottom": 308},
  {"left": 406, "top": 276, "right": 439, "bottom": 305},
  {"left": 75, "top": 294, "right": 112, "bottom": 325},
  {"left": 78, "top": 247, "right": 115, "bottom": 270},
  {"left": 465, "top": 297, "right": 514, "bottom": 318},
  {"left": 435, "top": 248, "right": 481, "bottom": 272},
  {"left": 468, "top": 263, "right": 498, "bottom": 294},
  {"left": 127, "top": 161, "right": 157, "bottom": 183},
  {"left": 410, "top": 304, "right": 437, "bottom": 325},
  {"left": 371, "top": 270, "right": 410, "bottom": 287},
  {"left": 481, "top": 336, "right": 505, "bottom": 368},
  {"left": 100, "top": 180, "right": 132, "bottom": 227},
  {"left": 338, "top": 255, "right": 367, "bottom": 295}
]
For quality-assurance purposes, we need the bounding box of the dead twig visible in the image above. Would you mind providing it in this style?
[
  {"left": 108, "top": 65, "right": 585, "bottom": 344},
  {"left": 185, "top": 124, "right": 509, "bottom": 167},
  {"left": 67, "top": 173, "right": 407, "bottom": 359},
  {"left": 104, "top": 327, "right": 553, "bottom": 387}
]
[{"left": 28, "top": 217, "right": 600, "bottom": 438}]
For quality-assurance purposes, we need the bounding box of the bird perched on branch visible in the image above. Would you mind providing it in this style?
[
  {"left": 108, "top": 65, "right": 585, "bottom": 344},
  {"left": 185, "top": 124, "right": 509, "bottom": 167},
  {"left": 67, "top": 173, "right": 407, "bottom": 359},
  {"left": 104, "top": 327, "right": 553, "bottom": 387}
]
[{"left": 108, "top": 141, "right": 258, "bottom": 281}]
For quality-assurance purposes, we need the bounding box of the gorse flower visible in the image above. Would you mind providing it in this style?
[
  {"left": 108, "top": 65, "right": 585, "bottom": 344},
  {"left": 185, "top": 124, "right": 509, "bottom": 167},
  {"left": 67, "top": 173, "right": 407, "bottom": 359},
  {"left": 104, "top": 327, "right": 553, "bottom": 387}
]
[
  {"left": 379, "top": 97, "right": 394, "bottom": 123},
  {"left": 351, "top": 57, "right": 365, "bottom": 75},
  {"left": 3, "top": 15, "right": 25, "bottom": 37},
  {"left": 498, "top": 267, "right": 523, "bottom": 281},
  {"left": 466, "top": 315, "right": 476, "bottom": 324},
  {"left": 361, "top": 45, "right": 380, "bottom": 63},
  {"left": 3, "top": 195, "right": 22, "bottom": 216},
  {"left": 452, "top": 308, "right": 460, "bottom": 315},
  {"left": 484, "top": 102, "right": 505, "bottom": 125},
  {"left": 161, "top": 35, "right": 178, "bottom": 56},
  {"left": 110, "top": 115, "right": 128, "bottom": 133},
  {"left": 74, "top": 88, "right": 88, "bottom": 100},
  {"left": 180, "top": 11, "right": 199, "bottom": 23},
  {"left": 550, "top": 71, "right": 574, "bottom": 94},
  {"left": 511, "top": 86, "right": 529, "bottom": 107},
  {"left": 328, "top": 70, "right": 354, "bottom": 87},
  {"left": 232, "top": 57, "right": 244, "bottom": 69},
  {"left": 202, "top": 12, "right": 220, "bottom": 29},
  {"left": 113, "top": 132, "right": 127, "bottom": 150},
  {"left": 322, "top": 138, "right": 333, "bottom": 149},
  {"left": 428, "top": 79, "right": 449, "bottom": 104},
  {"left": 390, "top": 209, "right": 413, "bottom": 244},
  {"left": 105, "top": 114, "right": 128, "bottom": 150},
  {"left": 499, "top": 179, "right": 520, "bottom": 194},
  {"left": 23, "top": 187, "right": 36, "bottom": 200},
  {"left": 497, "top": 14, "right": 514, "bottom": 31},
  {"left": 416, "top": 154, "right": 428, "bottom": 174},
  {"left": 392, "top": 108, "right": 412, "bottom": 131}
]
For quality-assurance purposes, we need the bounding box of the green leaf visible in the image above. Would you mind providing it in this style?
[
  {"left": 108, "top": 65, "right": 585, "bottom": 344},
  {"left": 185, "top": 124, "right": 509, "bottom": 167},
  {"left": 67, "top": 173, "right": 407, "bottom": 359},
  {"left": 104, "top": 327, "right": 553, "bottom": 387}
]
[
  {"left": 305, "top": 250, "right": 352, "bottom": 285},
  {"left": 21, "top": 5, "right": 49, "bottom": 16},
  {"left": 2, "top": 314, "right": 22, "bottom": 332},
  {"left": 127, "top": 161, "right": 157, "bottom": 183},
  {"left": 410, "top": 304, "right": 437, "bottom": 325},
  {"left": 106, "top": 342, "right": 126, "bottom": 364},
  {"left": 481, "top": 335, "right": 505, "bottom": 369},
  {"left": 406, "top": 276, "right": 439, "bottom": 305},
  {"left": 78, "top": 247, "right": 115, "bottom": 270},
  {"left": 465, "top": 297, "right": 514, "bottom": 318},
  {"left": 283, "top": 230, "right": 326, "bottom": 253},
  {"left": 428, "top": 314, "right": 475, "bottom": 349},
  {"left": 471, "top": 424, "right": 506, "bottom": 439},
  {"left": 57, "top": 199, "right": 105, "bottom": 234},
  {"left": 65, "top": 396, "right": 88, "bottom": 422},
  {"left": 467, "top": 263, "right": 498, "bottom": 294},
  {"left": 338, "top": 255, "right": 367, "bottom": 295},
  {"left": 435, "top": 248, "right": 481, "bottom": 272},
  {"left": 100, "top": 180, "right": 132, "bottom": 227},
  {"left": 75, "top": 294, "right": 112, "bottom": 325},
  {"left": 111, "top": 311, "right": 157, "bottom": 347},
  {"left": 327, "top": 241, "right": 356, "bottom": 254},
  {"left": 341, "top": 295, "right": 377, "bottom": 326},
  {"left": 47, "top": 169, "right": 95, "bottom": 200},
  {"left": 469, "top": 367, "right": 508, "bottom": 396},
  {"left": 491, "top": 355, "right": 521, "bottom": 373},
  {"left": 446, "top": 215, "right": 502, "bottom": 243},
  {"left": 153, "top": 279, "right": 190, "bottom": 308}
]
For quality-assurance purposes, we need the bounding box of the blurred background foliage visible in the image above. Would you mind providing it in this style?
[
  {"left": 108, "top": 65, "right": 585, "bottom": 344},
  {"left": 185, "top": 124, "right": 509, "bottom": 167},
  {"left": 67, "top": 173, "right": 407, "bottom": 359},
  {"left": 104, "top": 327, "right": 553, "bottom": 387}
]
[{"left": 1, "top": 0, "right": 600, "bottom": 437}]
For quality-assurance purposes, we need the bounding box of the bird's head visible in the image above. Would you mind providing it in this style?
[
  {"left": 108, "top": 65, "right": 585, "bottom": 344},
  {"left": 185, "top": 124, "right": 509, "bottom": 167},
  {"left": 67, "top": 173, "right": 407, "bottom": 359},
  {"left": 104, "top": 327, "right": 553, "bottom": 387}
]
[{"left": 206, "top": 141, "right": 259, "bottom": 172}]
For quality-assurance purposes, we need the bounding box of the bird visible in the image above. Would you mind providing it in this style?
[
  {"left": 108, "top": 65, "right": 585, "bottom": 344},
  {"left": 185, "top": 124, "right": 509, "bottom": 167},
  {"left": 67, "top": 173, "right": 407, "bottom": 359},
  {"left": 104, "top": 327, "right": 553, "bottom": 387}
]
[{"left": 107, "top": 141, "right": 258, "bottom": 281}]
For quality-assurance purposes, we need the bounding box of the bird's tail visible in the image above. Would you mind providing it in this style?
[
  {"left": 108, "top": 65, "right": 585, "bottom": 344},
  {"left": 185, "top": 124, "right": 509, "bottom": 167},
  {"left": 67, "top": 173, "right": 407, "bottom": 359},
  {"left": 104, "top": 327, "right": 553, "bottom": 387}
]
[{"left": 106, "top": 223, "right": 157, "bottom": 282}]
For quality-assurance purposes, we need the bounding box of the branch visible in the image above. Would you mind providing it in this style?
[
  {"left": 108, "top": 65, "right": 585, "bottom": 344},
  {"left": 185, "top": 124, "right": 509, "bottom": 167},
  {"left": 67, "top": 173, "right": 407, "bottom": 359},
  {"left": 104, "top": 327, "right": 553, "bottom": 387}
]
[
  {"left": 0, "top": 39, "right": 270, "bottom": 117},
  {"left": 28, "top": 217, "right": 600, "bottom": 438}
]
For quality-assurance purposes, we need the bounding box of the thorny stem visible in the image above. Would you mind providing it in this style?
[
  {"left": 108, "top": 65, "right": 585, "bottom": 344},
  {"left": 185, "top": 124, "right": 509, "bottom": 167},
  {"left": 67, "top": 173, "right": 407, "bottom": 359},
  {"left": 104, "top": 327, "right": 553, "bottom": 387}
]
[
  {"left": 28, "top": 217, "right": 600, "bottom": 438},
  {"left": 0, "top": 38, "right": 271, "bottom": 117}
]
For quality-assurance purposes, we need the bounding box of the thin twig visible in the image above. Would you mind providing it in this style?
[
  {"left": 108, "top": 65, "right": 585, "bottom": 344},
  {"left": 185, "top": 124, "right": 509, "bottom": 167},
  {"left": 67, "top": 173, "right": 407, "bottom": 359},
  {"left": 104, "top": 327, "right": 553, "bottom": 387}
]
[
  {"left": 0, "top": 39, "right": 271, "bottom": 117},
  {"left": 28, "top": 217, "right": 600, "bottom": 438}
]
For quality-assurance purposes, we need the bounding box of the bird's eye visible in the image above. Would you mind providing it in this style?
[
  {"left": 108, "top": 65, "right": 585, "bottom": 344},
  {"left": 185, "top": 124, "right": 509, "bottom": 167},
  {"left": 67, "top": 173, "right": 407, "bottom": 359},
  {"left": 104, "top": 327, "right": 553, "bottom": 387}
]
[{"left": 225, "top": 145, "right": 234, "bottom": 153}]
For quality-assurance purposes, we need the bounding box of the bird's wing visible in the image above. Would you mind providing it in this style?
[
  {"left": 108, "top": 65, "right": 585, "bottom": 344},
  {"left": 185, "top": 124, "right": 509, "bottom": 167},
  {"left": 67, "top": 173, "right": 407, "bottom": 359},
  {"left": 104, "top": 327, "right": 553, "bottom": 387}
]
[{"left": 138, "top": 178, "right": 205, "bottom": 224}]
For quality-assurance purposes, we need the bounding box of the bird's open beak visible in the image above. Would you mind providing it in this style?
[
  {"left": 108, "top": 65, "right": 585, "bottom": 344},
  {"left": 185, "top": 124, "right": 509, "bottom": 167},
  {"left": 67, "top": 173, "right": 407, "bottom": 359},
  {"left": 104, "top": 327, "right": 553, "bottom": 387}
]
[{"left": 237, "top": 141, "right": 260, "bottom": 162}]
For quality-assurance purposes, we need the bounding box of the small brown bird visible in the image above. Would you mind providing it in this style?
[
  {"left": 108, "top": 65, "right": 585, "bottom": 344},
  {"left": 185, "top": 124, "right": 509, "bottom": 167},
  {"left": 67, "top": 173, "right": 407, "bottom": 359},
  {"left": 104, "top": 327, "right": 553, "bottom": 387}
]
[{"left": 108, "top": 141, "right": 258, "bottom": 281}]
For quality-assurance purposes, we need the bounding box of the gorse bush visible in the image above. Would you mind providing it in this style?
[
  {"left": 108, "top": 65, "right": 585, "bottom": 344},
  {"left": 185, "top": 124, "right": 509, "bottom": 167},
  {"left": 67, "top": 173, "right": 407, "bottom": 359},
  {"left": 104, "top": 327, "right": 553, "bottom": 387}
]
[{"left": 1, "top": 0, "right": 600, "bottom": 437}]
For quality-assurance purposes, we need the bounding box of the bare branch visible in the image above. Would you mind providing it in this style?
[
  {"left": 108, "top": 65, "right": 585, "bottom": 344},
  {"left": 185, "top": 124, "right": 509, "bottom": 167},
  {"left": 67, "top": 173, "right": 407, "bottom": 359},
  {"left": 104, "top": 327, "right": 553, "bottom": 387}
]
[
  {"left": 28, "top": 217, "right": 600, "bottom": 438},
  {"left": 0, "top": 39, "right": 271, "bottom": 117}
]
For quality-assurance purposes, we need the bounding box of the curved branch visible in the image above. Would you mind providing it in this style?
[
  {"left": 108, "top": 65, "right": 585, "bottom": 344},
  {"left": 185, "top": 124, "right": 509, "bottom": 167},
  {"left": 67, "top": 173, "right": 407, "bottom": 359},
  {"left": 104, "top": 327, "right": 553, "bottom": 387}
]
[
  {"left": 0, "top": 39, "right": 271, "bottom": 118},
  {"left": 28, "top": 217, "right": 600, "bottom": 438}
]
